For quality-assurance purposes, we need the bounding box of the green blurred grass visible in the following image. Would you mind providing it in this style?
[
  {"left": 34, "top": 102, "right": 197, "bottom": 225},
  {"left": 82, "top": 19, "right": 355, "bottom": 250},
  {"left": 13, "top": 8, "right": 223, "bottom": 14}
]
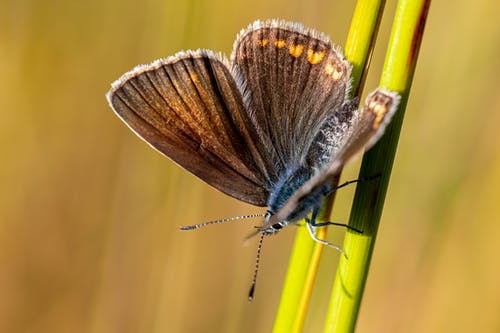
[{"left": 1, "top": 0, "right": 499, "bottom": 332}]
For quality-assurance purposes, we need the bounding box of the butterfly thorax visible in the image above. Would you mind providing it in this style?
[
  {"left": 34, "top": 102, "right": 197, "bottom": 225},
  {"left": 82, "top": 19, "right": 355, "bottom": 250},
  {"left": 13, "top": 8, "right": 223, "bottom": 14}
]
[{"left": 264, "top": 166, "right": 328, "bottom": 234}]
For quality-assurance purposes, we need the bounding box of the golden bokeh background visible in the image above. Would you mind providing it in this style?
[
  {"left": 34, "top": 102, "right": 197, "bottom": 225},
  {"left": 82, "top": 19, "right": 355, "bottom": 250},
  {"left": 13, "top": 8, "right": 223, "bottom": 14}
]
[{"left": 1, "top": 0, "right": 499, "bottom": 332}]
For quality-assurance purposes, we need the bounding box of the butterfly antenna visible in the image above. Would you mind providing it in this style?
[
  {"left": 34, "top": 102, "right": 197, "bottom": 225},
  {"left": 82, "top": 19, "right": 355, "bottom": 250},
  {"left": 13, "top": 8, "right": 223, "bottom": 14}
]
[
  {"left": 180, "top": 213, "right": 266, "bottom": 231},
  {"left": 248, "top": 232, "right": 265, "bottom": 301}
]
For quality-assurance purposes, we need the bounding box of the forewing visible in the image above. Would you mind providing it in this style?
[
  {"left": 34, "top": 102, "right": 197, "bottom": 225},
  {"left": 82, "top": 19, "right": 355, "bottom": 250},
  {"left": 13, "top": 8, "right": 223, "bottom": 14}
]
[
  {"left": 232, "top": 20, "right": 352, "bottom": 178},
  {"left": 107, "top": 50, "right": 270, "bottom": 206}
]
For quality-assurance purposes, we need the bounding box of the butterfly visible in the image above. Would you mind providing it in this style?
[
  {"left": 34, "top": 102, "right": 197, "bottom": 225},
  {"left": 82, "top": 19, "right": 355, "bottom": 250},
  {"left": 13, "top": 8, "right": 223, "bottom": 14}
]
[{"left": 106, "top": 19, "right": 399, "bottom": 250}]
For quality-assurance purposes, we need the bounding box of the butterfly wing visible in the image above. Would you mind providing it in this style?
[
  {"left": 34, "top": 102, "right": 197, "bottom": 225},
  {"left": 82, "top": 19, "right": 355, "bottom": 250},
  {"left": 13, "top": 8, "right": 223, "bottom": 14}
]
[
  {"left": 107, "top": 50, "right": 270, "bottom": 206},
  {"left": 269, "top": 89, "right": 401, "bottom": 224},
  {"left": 231, "top": 20, "right": 354, "bottom": 181}
]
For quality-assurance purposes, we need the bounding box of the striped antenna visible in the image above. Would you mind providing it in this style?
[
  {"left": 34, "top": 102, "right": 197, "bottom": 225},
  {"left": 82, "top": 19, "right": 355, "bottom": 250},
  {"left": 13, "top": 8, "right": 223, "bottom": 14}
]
[
  {"left": 248, "top": 232, "right": 265, "bottom": 301},
  {"left": 180, "top": 213, "right": 266, "bottom": 230}
]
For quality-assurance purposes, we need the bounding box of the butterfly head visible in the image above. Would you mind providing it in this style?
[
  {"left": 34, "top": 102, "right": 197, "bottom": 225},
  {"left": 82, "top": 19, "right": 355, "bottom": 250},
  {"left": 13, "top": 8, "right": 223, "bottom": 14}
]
[{"left": 255, "top": 211, "right": 284, "bottom": 235}]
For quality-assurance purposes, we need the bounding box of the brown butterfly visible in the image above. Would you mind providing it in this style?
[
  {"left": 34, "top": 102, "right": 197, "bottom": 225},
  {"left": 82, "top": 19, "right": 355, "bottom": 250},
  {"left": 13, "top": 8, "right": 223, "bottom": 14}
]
[{"left": 107, "top": 19, "right": 399, "bottom": 254}]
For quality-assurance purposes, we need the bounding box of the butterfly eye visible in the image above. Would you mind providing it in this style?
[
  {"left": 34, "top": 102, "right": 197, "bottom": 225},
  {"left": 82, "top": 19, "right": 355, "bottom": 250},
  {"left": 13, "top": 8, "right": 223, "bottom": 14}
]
[{"left": 271, "top": 223, "right": 283, "bottom": 230}]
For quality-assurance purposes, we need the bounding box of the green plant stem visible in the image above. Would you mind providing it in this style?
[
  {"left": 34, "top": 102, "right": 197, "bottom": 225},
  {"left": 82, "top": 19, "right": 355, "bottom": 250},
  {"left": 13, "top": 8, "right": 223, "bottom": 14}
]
[
  {"left": 271, "top": 1, "right": 387, "bottom": 332},
  {"left": 344, "top": 0, "right": 387, "bottom": 98},
  {"left": 322, "top": 1, "right": 431, "bottom": 332},
  {"left": 272, "top": 178, "right": 337, "bottom": 333},
  {"left": 271, "top": 221, "right": 328, "bottom": 333}
]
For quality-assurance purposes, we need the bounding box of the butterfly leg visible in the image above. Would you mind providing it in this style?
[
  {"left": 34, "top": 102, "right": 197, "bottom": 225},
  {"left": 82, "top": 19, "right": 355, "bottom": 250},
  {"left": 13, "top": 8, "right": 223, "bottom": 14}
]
[
  {"left": 305, "top": 206, "right": 346, "bottom": 255},
  {"left": 309, "top": 175, "right": 380, "bottom": 233},
  {"left": 308, "top": 204, "right": 362, "bottom": 233},
  {"left": 311, "top": 220, "right": 362, "bottom": 233},
  {"left": 305, "top": 220, "right": 347, "bottom": 256},
  {"left": 323, "top": 173, "right": 381, "bottom": 196}
]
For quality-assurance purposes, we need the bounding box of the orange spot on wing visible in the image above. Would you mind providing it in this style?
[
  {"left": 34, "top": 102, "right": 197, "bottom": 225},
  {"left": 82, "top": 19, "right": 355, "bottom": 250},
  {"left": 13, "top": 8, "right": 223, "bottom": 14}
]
[
  {"left": 256, "top": 38, "right": 269, "bottom": 47},
  {"left": 274, "top": 39, "right": 286, "bottom": 48},
  {"left": 307, "top": 49, "right": 326, "bottom": 64},
  {"left": 324, "top": 63, "right": 343, "bottom": 80},
  {"left": 288, "top": 44, "right": 304, "bottom": 57},
  {"left": 369, "top": 101, "right": 388, "bottom": 129}
]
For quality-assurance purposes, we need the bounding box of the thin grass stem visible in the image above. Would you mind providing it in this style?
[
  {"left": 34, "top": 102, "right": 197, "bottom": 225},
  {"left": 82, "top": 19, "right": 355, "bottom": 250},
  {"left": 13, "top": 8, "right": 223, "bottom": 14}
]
[
  {"left": 272, "top": 1, "right": 387, "bottom": 331},
  {"left": 322, "top": 1, "right": 431, "bottom": 332}
]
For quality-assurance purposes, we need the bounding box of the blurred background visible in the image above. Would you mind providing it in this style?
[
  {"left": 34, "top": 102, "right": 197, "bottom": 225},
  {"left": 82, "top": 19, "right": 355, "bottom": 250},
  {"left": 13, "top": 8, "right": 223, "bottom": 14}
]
[{"left": 1, "top": 0, "right": 499, "bottom": 332}]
